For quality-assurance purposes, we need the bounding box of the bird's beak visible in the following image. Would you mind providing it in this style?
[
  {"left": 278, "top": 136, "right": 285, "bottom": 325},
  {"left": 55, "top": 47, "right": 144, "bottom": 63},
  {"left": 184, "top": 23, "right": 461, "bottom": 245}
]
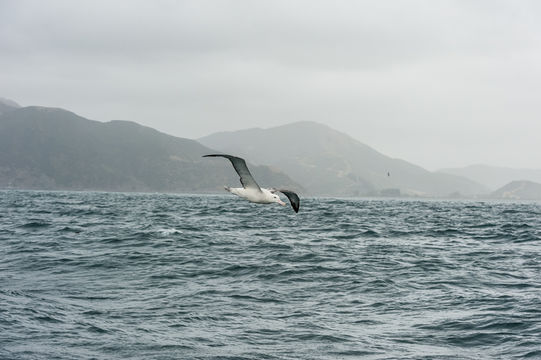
[{"left": 279, "top": 200, "right": 286, "bottom": 206}]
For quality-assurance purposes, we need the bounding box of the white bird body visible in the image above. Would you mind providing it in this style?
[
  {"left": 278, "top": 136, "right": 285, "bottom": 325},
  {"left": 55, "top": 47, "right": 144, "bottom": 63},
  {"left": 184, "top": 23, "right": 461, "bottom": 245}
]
[{"left": 226, "top": 186, "right": 286, "bottom": 205}]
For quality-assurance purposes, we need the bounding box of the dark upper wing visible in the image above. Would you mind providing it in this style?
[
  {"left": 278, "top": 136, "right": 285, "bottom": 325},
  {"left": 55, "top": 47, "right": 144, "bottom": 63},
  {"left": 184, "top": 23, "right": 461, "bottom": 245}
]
[
  {"left": 278, "top": 189, "right": 300, "bottom": 213},
  {"left": 203, "top": 154, "right": 261, "bottom": 191}
]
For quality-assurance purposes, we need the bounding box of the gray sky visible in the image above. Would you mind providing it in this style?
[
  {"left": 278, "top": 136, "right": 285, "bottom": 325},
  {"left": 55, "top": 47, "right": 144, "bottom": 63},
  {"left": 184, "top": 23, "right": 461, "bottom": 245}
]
[{"left": 1, "top": 0, "right": 540, "bottom": 170}]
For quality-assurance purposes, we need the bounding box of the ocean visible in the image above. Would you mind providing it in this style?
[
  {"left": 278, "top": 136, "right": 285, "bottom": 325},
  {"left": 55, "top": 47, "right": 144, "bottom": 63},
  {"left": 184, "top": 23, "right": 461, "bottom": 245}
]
[{"left": 1, "top": 190, "right": 540, "bottom": 359}]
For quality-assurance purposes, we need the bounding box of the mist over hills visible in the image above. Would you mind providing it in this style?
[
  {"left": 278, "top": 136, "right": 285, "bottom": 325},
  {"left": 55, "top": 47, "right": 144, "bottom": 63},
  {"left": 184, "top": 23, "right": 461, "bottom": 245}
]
[
  {"left": 3, "top": 97, "right": 538, "bottom": 199},
  {"left": 491, "top": 180, "right": 541, "bottom": 200},
  {"left": 439, "top": 165, "right": 541, "bottom": 191},
  {"left": 199, "top": 121, "right": 488, "bottom": 197},
  {"left": 0, "top": 97, "right": 20, "bottom": 116},
  {"left": 0, "top": 106, "right": 300, "bottom": 193}
]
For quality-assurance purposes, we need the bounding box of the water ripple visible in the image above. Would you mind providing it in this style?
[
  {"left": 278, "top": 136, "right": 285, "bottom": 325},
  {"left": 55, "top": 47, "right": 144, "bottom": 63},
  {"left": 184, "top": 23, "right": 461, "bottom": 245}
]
[{"left": 1, "top": 190, "right": 540, "bottom": 359}]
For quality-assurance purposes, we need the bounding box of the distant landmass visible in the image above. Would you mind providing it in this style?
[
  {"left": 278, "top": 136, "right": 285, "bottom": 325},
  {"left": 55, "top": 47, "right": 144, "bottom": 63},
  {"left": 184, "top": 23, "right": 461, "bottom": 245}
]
[
  {"left": 199, "top": 121, "right": 488, "bottom": 197},
  {"left": 0, "top": 105, "right": 300, "bottom": 193},
  {"left": 490, "top": 180, "right": 541, "bottom": 200},
  {"left": 7, "top": 97, "right": 534, "bottom": 199},
  {"left": 439, "top": 164, "right": 541, "bottom": 191},
  {"left": 0, "top": 97, "right": 20, "bottom": 115}
]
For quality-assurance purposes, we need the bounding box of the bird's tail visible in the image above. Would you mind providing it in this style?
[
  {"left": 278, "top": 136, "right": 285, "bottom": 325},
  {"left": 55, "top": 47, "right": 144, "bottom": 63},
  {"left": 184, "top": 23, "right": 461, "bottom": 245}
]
[{"left": 224, "top": 186, "right": 231, "bottom": 193}]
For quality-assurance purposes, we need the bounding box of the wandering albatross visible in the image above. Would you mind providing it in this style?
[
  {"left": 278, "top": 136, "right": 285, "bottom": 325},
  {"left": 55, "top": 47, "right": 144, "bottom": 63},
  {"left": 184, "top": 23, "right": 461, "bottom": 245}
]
[{"left": 203, "top": 154, "right": 300, "bottom": 213}]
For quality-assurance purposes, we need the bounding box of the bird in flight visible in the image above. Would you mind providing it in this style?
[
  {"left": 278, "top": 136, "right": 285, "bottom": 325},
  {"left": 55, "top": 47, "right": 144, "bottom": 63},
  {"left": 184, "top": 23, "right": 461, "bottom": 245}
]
[{"left": 203, "top": 154, "right": 300, "bottom": 213}]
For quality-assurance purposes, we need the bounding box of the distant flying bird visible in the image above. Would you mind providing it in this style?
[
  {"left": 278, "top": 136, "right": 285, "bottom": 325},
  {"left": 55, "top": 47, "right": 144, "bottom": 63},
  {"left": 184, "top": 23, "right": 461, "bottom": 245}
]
[{"left": 203, "top": 154, "right": 300, "bottom": 213}]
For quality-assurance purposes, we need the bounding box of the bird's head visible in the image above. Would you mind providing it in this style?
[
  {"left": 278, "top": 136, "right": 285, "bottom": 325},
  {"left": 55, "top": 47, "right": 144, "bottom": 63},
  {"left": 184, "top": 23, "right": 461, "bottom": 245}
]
[{"left": 272, "top": 194, "right": 286, "bottom": 206}]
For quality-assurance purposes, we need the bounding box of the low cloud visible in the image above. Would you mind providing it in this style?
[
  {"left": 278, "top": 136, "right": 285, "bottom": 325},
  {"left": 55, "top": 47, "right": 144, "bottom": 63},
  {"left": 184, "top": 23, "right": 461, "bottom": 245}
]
[{"left": 1, "top": 0, "right": 540, "bottom": 169}]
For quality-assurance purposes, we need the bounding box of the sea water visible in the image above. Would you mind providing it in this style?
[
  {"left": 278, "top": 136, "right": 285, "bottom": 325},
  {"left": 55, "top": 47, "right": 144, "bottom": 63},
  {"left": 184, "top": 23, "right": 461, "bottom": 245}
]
[{"left": 1, "top": 190, "right": 540, "bottom": 359}]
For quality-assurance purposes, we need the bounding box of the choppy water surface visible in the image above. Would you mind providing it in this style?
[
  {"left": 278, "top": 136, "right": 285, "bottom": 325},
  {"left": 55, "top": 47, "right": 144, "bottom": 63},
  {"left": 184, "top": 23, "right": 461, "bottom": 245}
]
[{"left": 1, "top": 190, "right": 540, "bottom": 359}]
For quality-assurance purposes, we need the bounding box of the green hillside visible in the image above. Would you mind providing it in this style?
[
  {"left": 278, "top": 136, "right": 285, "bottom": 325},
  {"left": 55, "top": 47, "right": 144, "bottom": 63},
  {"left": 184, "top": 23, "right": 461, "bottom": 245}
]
[
  {"left": 0, "top": 106, "right": 300, "bottom": 193},
  {"left": 199, "top": 121, "right": 488, "bottom": 197}
]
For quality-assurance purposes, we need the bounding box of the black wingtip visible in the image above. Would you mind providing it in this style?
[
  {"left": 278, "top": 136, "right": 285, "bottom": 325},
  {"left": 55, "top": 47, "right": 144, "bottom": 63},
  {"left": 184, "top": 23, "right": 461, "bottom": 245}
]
[
  {"left": 203, "top": 154, "right": 231, "bottom": 158},
  {"left": 278, "top": 189, "right": 300, "bottom": 213}
]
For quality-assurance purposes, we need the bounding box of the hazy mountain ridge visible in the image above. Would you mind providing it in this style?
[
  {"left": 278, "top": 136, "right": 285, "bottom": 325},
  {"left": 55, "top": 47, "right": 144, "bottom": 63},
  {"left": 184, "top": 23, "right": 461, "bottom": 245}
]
[
  {"left": 438, "top": 164, "right": 541, "bottom": 191},
  {"left": 199, "top": 121, "right": 488, "bottom": 197},
  {"left": 3, "top": 99, "right": 533, "bottom": 198},
  {"left": 0, "top": 106, "right": 301, "bottom": 193},
  {"left": 0, "top": 97, "right": 21, "bottom": 115},
  {"left": 490, "top": 180, "right": 541, "bottom": 200}
]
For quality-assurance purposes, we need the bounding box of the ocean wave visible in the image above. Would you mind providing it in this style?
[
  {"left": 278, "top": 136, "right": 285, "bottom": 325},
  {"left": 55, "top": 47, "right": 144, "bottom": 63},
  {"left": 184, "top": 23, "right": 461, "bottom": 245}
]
[{"left": 1, "top": 191, "right": 540, "bottom": 359}]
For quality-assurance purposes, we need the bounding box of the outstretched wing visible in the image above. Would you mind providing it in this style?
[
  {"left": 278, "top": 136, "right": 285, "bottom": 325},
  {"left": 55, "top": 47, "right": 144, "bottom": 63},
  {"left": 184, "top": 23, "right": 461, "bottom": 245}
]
[
  {"left": 277, "top": 189, "right": 300, "bottom": 213},
  {"left": 203, "top": 154, "right": 261, "bottom": 191}
]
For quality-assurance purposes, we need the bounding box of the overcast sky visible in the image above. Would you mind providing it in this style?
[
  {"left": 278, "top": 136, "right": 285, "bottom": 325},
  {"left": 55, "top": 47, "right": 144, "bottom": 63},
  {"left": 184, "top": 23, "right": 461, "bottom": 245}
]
[{"left": 1, "top": 0, "right": 540, "bottom": 170}]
